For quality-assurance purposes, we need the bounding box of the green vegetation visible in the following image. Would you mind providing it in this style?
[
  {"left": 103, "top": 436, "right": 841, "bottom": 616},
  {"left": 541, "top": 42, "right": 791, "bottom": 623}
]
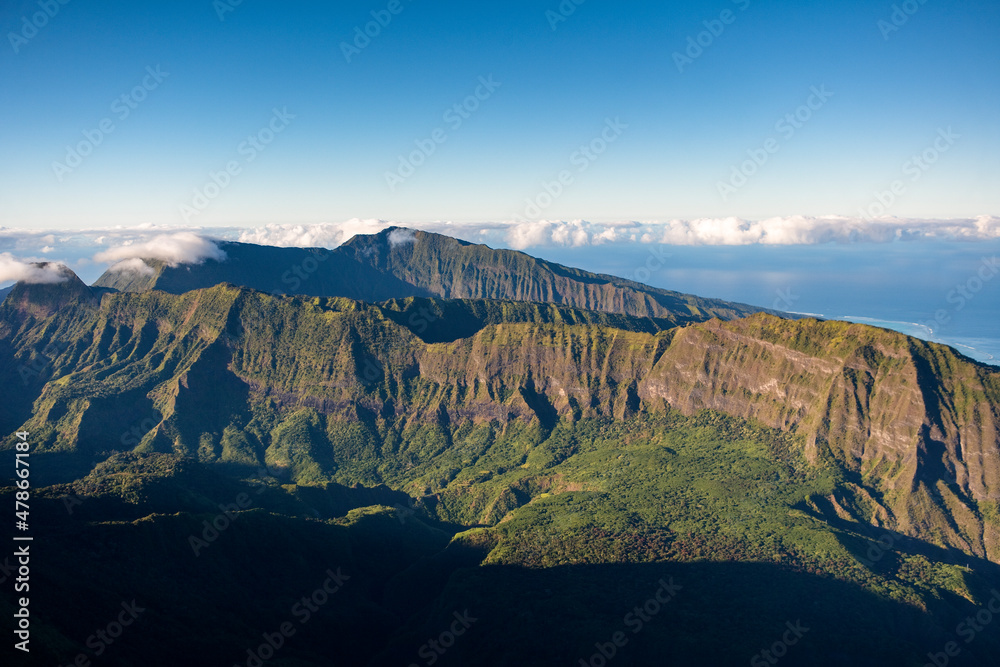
[{"left": 3, "top": 240, "right": 1000, "bottom": 665}]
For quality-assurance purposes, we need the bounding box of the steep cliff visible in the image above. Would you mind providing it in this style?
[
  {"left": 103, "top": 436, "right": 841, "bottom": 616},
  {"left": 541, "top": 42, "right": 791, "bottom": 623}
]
[{"left": 3, "top": 281, "right": 999, "bottom": 562}]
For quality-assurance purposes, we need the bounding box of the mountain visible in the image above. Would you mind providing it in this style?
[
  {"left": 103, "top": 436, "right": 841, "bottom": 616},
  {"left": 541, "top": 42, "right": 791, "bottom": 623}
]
[
  {"left": 3, "top": 241, "right": 1000, "bottom": 665},
  {"left": 4, "top": 279, "right": 999, "bottom": 560},
  {"left": 92, "top": 228, "right": 777, "bottom": 324},
  {"left": 0, "top": 284, "right": 12, "bottom": 304},
  {"left": 2, "top": 264, "right": 96, "bottom": 318}
]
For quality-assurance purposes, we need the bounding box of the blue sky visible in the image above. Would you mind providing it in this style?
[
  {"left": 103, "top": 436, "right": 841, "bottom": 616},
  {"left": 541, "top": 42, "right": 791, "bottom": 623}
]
[
  {"left": 2, "top": 0, "right": 998, "bottom": 228},
  {"left": 1, "top": 0, "right": 998, "bottom": 365}
]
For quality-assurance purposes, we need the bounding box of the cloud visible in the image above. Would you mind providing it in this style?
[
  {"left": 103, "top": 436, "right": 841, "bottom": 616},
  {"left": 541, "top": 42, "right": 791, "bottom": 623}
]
[
  {"left": 93, "top": 232, "right": 227, "bottom": 267},
  {"left": 106, "top": 258, "right": 156, "bottom": 277},
  {"left": 0, "top": 215, "right": 998, "bottom": 284},
  {"left": 236, "top": 219, "right": 394, "bottom": 248},
  {"left": 0, "top": 254, "right": 71, "bottom": 284},
  {"left": 388, "top": 228, "right": 417, "bottom": 247},
  {"left": 499, "top": 215, "right": 1000, "bottom": 249},
  {"left": 201, "top": 216, "right": 1000, "bottom": 252}
]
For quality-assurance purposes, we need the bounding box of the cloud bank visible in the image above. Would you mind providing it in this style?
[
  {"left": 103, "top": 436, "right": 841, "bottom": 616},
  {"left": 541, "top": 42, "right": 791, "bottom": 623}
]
[
  {"left": 237, "top": 220, "right": 391, "bottom": 249},
  {"left": 0, "top": 254, "right": 71, "bottom": 284},
  {"left": 1, "top": 216, "right": 998, "bottom": 286},
  {"left": 500, "top": 215, "right": 1000, "bottom": 249},
  {"left": 229, "top": 215, "right": 1000, "bottom": 250},
  {"left": 93, "top": 232, "right": 228, "bottom": 267}
]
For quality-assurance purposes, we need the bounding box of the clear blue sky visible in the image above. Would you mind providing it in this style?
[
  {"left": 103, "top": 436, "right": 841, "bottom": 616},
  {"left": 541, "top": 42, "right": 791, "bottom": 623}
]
[{"left": 1, "top": 0, "right": 998, "bottom": 229}]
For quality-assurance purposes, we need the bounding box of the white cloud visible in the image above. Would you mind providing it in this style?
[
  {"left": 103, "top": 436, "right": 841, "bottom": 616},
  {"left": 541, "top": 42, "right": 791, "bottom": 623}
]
[
  {"left": 142, "top": 216, "right": 1000, "bottom": 253},
  {"left": 498, "top": 215, "right": 1000, "bottom": 249},
  {"left": 388, "top": 228, "right": 417, "bottom": 247},
  {"left": 237, "top": 219, "right": 394, "bottom": 248},
  {"left": 93, "top": 232, "right": 227, "bottom": 267},
  {"left": 0, "top": 254, "right": 71, "bottom": 284},
  {"left": 106, "top": 258, "right": 156, "bottom": 277},
  {"left": 0, "top": 216, "right": 998, "bottom": 282}
]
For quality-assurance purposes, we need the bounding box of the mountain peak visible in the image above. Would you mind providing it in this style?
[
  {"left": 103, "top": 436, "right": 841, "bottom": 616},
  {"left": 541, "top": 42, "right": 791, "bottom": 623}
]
[
  {"left": 343, "top": 226, "right": 473, "bottom": 252},
  {"left": 4, "top": 264, "right": 97, "bottom": 318}
]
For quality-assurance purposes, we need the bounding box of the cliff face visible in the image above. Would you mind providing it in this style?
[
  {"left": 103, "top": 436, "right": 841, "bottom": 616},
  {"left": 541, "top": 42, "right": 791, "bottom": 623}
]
[
  {"left": 3, "top": 282, "right": 999, "bottom": 560},
  {"left": 636, "top": 317, "right": 1000, "bottom": 559},
  {"left": 341, "top": 228, "right": 772, "bottom": 322}
]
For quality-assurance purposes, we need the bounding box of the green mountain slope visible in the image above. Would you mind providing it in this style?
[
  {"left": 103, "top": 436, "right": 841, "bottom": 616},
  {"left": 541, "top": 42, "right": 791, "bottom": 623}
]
[
  {"left": 4, "top": 419, "right": 999, "bottom": 666},
  {"left": 4, "top": 253, "right": 1000, "bottom": 665},
  {"left": 3, "top": 279, "right": 999, "bottom": 563}
]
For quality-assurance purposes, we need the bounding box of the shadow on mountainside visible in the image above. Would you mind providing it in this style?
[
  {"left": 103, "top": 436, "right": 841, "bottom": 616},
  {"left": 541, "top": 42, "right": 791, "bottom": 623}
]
[{"left": 4, "top": 507, "right": 1000, "bottom": 667}]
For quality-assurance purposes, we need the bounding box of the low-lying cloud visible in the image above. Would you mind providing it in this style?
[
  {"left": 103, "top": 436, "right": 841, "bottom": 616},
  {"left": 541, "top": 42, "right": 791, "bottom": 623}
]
[
  {"left": 106, "top": 258, "right": 156, "bottom": 277},
  {"left": 0, "top": 254, "right": 71, "bottom": 284},
  {"left": 237, "top": 220, "right": 391, "bottom": 248},
  {"left": 228, "top": 216, "right": 1000, "bottom": 251},
  {"left": 388, "top": 228, "right": 417, "bottom": 247},
  {"left": 500, "top": 215, "right": 1000, "bottom": 249},
  {"left": 94, "top": 232, "right": 227, "bottom": 267},
  {"left": 1, "top": 216, "right": 998, "bottom": 286}
]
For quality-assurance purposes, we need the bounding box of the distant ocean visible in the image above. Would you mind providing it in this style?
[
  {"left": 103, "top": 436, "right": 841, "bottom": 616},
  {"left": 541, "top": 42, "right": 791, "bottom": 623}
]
[{"left": 531, "top": 240, "right": 1000, "bottom": 367}]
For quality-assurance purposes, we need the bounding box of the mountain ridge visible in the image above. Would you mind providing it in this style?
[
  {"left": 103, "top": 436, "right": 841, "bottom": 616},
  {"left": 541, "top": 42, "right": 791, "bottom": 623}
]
[{"left": 91, "top": 228, "right": 781, "bottom": 325}]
